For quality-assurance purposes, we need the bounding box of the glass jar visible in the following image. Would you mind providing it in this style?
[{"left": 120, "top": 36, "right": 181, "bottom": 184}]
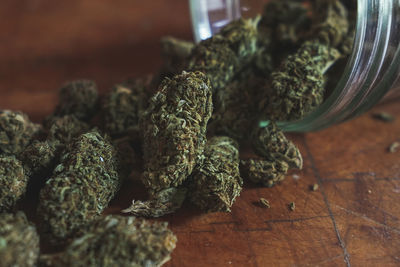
[{"left": 189, "top": 0, "right": 400, "bottom": 131}]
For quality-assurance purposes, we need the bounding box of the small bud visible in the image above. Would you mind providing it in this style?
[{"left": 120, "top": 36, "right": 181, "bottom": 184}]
[
  {"left": 0, "top": 156, "right": 28, "bottom": 212},
  {"left": 188, "top": 136, "right": 243, "bottom": 212},
  {"left": 54, "top": 80, "right": 98, "bottom": 121},
  {"left": 40, "top": 215, "right": 176, "bottom": 267},
  {"left": 0, "top": 110, "right": 41, "bottom": 155},
  {"left": 0, "top": 212, "right": 39, "bottom": 267}
]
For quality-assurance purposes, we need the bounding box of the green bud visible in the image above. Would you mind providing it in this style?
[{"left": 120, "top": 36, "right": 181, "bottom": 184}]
[
  {"left": 188, "top": 18, "right": 260, "bottom": 92},
  {"left": 260, "top": 0, "right": 310, "bottom": 47},
  {"left": 252, "top": 122, "right": 303, "bottom": 169},
  {"left": 0, "top": 156, "right": 28, "bottom": 212},
  {"left": 0, "top": 110, "right": 41, "bottom": 155},
  {"left": 46, "top": 115, "right": 90, "bottom": 144},
  {"left": 18, "top": 140, "right": 60, "bottom": 178},
  {"left": 260, "top": 41, "right": 341, "bottom": 121},
  {"left": 208, "top": 72, "right": 262, "bottom": 141},
  {"left": 188, "top": 136, "right": 243, "bottom": 212},
  {"left": 310, "top": 0, "right": 349, "bottom": 47},
  {"left": 0, "top": 212, "right": 39, "bottom": 267},
  {"left": 240, "top": 158, "right": 289, "bottom": 187},
  {"left": 54, "top": 80, "right": 98, "bottom": 121},
  {"left": 37, "top": 130, "right": 121, "bottom": 243},
  {"left": 122, "top": 187, "right": 187, "bottom": 218},
  {"left": 218, "top": 17, "right": 259, "bottom": 60},
  {"left": 188, "top": 36, "right": 239, "bottom": 92},
  {"left": 141, "top": 71, "right": 213, "bottom": 191},
  {"left": 258, "top": 0, "right": 311, "bottom": 66},
  {"left": 102, "top": 79, "right": 148, "bottom": 137},
  {"left": 40, "top": 215, "right": 176, "bottom": 267}
]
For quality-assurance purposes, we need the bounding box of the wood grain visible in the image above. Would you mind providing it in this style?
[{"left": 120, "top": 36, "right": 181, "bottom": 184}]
[{"left": 1, "top": 1, "right": 400, "bottom": 266}]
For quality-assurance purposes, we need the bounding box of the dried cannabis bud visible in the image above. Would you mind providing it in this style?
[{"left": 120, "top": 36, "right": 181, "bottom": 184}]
[
  {"left": 260, "top": 41, "right": 341, "bottom": 121},
  {"left": 40, "top": 215, "right": 177, "bottom": 267},
  {"left": 20, "top": 115, "right": 90, "bottom": 178},
  {"left": 208, "top": 73, "right": 262, "bottom": 141},
  {"left": 259, "top": 0, "right": 310, "bottom": 55},
  {"left": 53, "top": 80, "right": 98, "bottom": 121},
  {"left": 252, "top": 122, "right": 303, "bottom": 169},
  {"left": 188, "top": 136, "right": 243, "bottom": 212},
  {"left": 18, "top": 140, "right": 60, "bottom": 178},
  {"left": 240, "top": 158, "right": 289, "bottom": 187},
  {"left": 0, "top": 155, "right": 28, "bottom": 212},
  {"left": 0, "top": 110, "right": 41, "bottom": 155},
  {"left": 37, "top": 130, "right": 121, "bottom": 243},
  {"left": 218, "top": 17, "right": 259, "bottom": 61},
  {"left": 161, "top": 36, "right": 194, "bottom": 75},
  {"left": 188, "top": 17, "right": 259, "bottom": 92},
  {"left": 122, "top": 187, "right": 187, "bottom": 218},
  {"left": 141, "top": 71, "right": 213, "bottom": 191},
  {"left": 102, "top": 79, "right": 148, "bottom": 137},
  {"left": 259, "top": 0, "right": 348, "bottom": 121},
  {"left": 309, "top": 0, "right": 349, "bottom": 47},
  {"left": 188, "top": 37, "right": 238, "bottom": 93},
  {"left": 45, "top": 115, "right": 90, "bottom": 144},
  {"left": 0, "top": 212, "right": 40, "bottom": 267},
  {"left": 112, "top": 136, "right": 138, "bottom": 179}
]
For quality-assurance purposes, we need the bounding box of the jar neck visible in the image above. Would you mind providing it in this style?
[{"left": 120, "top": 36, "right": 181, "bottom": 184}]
[
  {"left": 280, "top": 0, "right": 400, "bottom": 132},
  {"left": 189, "top": 0, "right": 400, "bottom": 132}
]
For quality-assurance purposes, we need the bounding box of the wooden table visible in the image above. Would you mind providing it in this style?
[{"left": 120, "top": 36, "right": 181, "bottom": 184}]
[{"left": 1, "top": 1, "right": 399, "bottom": 266}]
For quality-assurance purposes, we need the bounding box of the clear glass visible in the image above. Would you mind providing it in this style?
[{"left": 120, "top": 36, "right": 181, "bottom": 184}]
[{"left": 189, "top": 0, "right": 400, "bottom": 132}]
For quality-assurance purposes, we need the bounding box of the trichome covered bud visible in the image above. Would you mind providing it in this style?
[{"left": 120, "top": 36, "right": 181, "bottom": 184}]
[
  {"left": 102, "top": 79, "right": 148, "bottom": 137},
  {"left": 240, "top": 158, "right": 289, "bottom": 187},
  {"left": 188, "top": 17, "right": 259, "bottom": 92},
  {"left": 257, "top": 0, "right": 311, "bottom": 66},
  {"left": 188, "top": 136, "right": 243, "bottom": 212},
  {"left": 259, "top": 0, "right": 348, "bottom": 121},
  {"left": 122, "top": 187, "right": 187, "bottom": 218},
  {"left": 252, "top": 122, "right": 302, "bottom": 169},
  {"left": 37, "top": 130, "right": 121, "bottom": 243},
  {"left": 45, "top": 115, "right": 90, "bottom": 144},
  {"left": 0, "top": 110, "right": 41, "bottom": 155},
  {"left": 40, "top": 215, "right": 177, "bottom": 267},
  {"left": 0, "top": 155, "right": 28, "bottom": 212},
  {"left": 0, "top": 212, "right": 40, "bottom": 267},
  {"left": 260, "top": 41, "right": 341, "bottom": 121},
  {"left": 218, "top": 17, "right": 259, "bottom": 60},
  {"left": 208, "top": 73, "right": 262, "bottom": 141},
  {"left": 20, "top": 115, "right": 90, "bottom": 178},
  {"left": 18, "top": 140, "right": 60, "bottom": 178},
  {"left": 141, "top": 71, "right": 213, "bottom": 191},
  {"left": 53, "top": 80, "right": 98, "bottom": 121},
  {"left": 309, "top": 0, "right": 349, "bottom": 47}
]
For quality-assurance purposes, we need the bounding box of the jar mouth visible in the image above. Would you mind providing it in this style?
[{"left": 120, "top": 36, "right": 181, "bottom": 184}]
[
  {"left": 278, "top": 0, "right": 400, "bottom": 132},
  {"left": 190, "top": 0, "right": 400, "bottom": 132}
]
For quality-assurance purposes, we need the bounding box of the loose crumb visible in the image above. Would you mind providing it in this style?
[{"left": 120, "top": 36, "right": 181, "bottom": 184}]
[
  {"left": 311, "top": 184, "right": 319, "bottom": 191},
  {"left": 259, "top": 198, "right": 270, "bottom": 208},
  {"left": 292, "top": 174, "right": 300, "bottom": 180},
  {"left": 372, "top": 112, "right": 395, "bottom": 122},
  {"left": 288, "top": 202, "right": 295, "bottom": 211},
  {"left": 389, "top": 142, "right": 399, "bottom": 153}
]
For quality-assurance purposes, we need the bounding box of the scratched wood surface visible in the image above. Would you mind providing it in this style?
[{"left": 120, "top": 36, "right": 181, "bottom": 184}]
[{"left": 1, "top": 1, "right": 399, "bottom": 266}]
